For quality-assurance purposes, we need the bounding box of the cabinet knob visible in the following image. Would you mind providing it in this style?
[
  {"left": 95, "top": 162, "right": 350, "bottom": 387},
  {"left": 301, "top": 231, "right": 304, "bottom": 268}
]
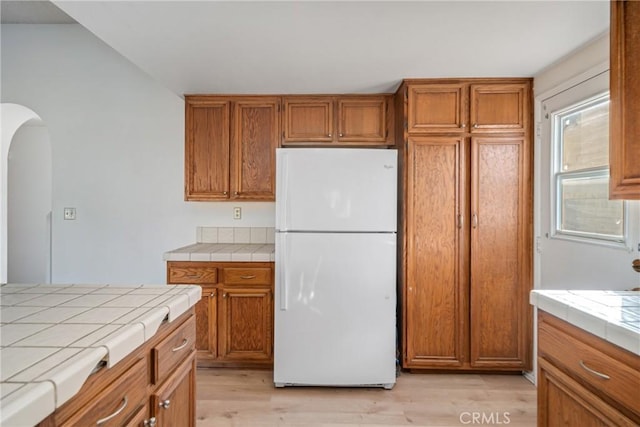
[
  {"left": 159, "top": 399, "right": 171, "bottom": 409},
  {"left": 210, "top": 292, "right": 215, "bottom": 297},
  {"left": 339, "top": 133, "right": 344, "bottom": 137},
  {"left": 223, "top": 191, "right": 228, "bottom": 195},
  {"left": 234, "top": 191, "right": 239, "bottom": 196},
  {"left": 144, "top": 417, "right": 157, "bottom": 427},
  {"left": 223, "top": 293, "right": 227, "bottom": 298},
  {"left": 328, "top": 133, "right": 332, "bottom": 137},
  {"left": 460, "top": 123, "right": 466, "bottom": 128},
  {"left": 473, "top": 123, "right": 478, "bottom": 128}
]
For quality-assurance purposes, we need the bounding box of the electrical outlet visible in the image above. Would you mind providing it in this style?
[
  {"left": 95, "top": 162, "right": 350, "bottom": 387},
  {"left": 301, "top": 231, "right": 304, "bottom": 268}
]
[
  {"left": 63, "top": 207, "right": 76, "bottom": 220},
  {"left": 233, "top": 207, "right": 242, "bottom": 220}
]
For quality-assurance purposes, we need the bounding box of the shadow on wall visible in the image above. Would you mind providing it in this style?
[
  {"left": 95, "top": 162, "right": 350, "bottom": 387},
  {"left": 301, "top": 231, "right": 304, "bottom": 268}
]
[{"left": 1, "top": 103, "right": 52, "bottom": 284}]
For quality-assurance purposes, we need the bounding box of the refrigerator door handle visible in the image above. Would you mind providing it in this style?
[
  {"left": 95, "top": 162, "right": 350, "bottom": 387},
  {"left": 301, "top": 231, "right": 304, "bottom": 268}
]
[{"left": 278, "top": 235, "right": 288, "bottom": 311}]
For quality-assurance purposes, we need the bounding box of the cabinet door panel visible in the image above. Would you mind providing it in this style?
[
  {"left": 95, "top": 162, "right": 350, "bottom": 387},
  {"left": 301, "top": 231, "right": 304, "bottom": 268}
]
[
  {"left": 232, "top": 99, "right": 279, "bottom": 200},
  {"left": 407, "top": 84, "right": 467, "bottom": 133},
  {"left": 219, "top": 287, "right": 272, "bottom": 361},
  {"left": 470, "top": 84, "right": 528, "bottom": 132},
  {"left": 404, "top": 136, "right": 468, "bottom": 368},
  {"left": 610, "top": 0, "right": 640, "bottom": 199},
  {"left": 194, "top": 286, "right": 217, "bottom": 360},
  {"left": 283, "top": 97, "right": 334, "bottom": 143},
  {"left": 470, "top": 136, "right": 531, "bottom": 369},
  {"left": 185, "top": 100, "right": 230, "bottom": 200},
  {"left": 152, "top": 353, "right": 196, "bottom": 427},
  {"left": 338, "top": 97, "right": 387, "bottom": 143}
]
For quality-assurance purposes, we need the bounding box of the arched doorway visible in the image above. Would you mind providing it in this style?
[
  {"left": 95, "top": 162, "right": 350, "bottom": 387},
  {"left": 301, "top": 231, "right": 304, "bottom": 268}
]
[{"left": 1, "top": 103, "right": 52, "bottom": 283}]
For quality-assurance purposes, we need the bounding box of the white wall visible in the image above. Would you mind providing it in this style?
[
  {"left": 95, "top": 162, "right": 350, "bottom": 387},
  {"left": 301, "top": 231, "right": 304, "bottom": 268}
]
[
  {"left": 8, "top": 124, "right": 52, "bottom": 283},
  {"left": 533, "top": 31, "right": 640, "bottom": 291},
  {"left": 1, "top": 24, "right": 275, "bottom": 284}
]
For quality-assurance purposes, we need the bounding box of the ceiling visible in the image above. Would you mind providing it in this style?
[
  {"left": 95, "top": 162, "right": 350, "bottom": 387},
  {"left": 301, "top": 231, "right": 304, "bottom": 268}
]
[
  {"left": 7, "top": 1, "right": 610, "bottom": 95},
  {"left": 1, "top": 0, "right": 75, "bottom": 24}
]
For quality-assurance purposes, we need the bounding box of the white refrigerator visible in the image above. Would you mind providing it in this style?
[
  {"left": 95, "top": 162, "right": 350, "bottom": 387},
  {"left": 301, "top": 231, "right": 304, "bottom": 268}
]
[{"left": 274, "top": 148, "right": 397, "bottom": 389}]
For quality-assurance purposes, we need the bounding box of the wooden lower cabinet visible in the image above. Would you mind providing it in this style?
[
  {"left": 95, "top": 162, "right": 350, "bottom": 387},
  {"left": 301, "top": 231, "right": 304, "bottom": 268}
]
[
  {"left": 37, "top": 310, "right": 196, "bottom": 427},
  {"left": 537, "top": 311, "right": 640, "bottom": 426},
  {"left": 167, "top": 261, "right": 274, "bottom": 368}
]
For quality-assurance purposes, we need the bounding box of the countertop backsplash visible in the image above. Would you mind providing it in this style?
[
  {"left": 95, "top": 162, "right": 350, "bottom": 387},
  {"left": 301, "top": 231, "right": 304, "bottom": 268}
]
[{"left": 197, "top": 227, "right": 275, "bottom": 244}]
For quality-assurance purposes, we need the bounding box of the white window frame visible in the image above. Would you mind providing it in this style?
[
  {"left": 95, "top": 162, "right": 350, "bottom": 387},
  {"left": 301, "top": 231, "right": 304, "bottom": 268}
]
[{"left": 550, "top": 91, "right": 628, "bottom": 248}]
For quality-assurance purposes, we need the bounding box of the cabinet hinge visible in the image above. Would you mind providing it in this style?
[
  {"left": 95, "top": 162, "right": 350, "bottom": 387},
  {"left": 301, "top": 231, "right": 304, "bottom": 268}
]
[
  {"left": 405, "top": 88, "right": 408, "bottom": 101},
  {"left": 282, "top": 131, "right": 285, "bottom": 139},
  {"left": 404, "top": 122, "right": 408, "bottom": 131},
  {"left": 277, "top": 104, "right": 281, "bottom": 112},
  {"left": 385, "top": 129, "right": 389, "bottom": 139}
]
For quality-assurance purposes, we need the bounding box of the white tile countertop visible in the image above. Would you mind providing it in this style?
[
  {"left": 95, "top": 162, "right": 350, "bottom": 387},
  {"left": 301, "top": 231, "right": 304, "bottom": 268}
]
[
  {"left": 164, "top": 226, "right": 275, "bottom": 262},
  {"left": 0, "top": 283, "right": 201, "bottom": 427},
  {"left": 530, "top": 290, "right": 640, "bottom": 355}
]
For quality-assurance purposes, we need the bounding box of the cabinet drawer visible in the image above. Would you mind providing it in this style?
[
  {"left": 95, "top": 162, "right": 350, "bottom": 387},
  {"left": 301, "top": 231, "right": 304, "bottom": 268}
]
[
  {"left": 167, "top": 263, "right": 217, "bottom": 284},
  {"left": 222, "top": 267, "right": 272, "bottom": 285},
  {"left": 152, "top": 315, "right": 196, "bottom": 385},
  {"left": 62, "top": 357, "right": 147, "bottom": 427},
  {"left": 539, "top": 319, "right": 640, "bottom": 416}
]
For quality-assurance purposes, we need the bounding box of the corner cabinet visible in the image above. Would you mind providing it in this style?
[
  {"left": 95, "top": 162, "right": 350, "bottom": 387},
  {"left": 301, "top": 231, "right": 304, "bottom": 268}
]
[
  {"left": 167, "top": 261, "right": 274, "bottom": 368},
  {"left": 282, "top": 95, "right": 393, "bottom": 146},
  {"left": 397, "top": 78, "right": 533, "bottom": 372},
  {"left": 184, "top": 96, "right": 280, "bottom": 201},
  {"left": 610, "top": 0, "right": 640, "bottom": 200}
]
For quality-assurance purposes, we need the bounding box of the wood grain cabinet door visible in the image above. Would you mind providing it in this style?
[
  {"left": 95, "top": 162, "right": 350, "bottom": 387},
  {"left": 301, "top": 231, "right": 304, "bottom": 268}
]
[
  {"left": 407, "top": 84, "right": 468, "bottom": 133},
  {"left": 152, "top": 353, "right": 196, "bottom": 427},
  {"left": 218, "top": 287, "right": 273, "bottom": 362},
  {"left": 231, "top": 98, "right": 280, "bottom": 200},
  {"left": 470, "top": 84, "right": 528, "bottom": 133},
  {"left": 404, "top": 136, "right": 469, "bottom": 368},
  {"left": 610, "top": 0, "right": 640, "bottom": 200},
  {"left": 282, "top": 97, "right": 334, "bottom": 144},
  {"left": 184, "top": 99, "right": 231, "bottom": 200},
  {"left": 337, "top": 97, "right": 388, "bottom": 143},
  {"left": 194, "top": 286, "right": 217, "bottom": 361},
  {"left": 469, "top": 136, "right": 531, "bottom": 369}
]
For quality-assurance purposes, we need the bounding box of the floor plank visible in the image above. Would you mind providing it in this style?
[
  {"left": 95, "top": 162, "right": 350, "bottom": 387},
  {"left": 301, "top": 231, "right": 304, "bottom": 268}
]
[{"left": 196, "top": 368, "right": 537, "bottom": 426}]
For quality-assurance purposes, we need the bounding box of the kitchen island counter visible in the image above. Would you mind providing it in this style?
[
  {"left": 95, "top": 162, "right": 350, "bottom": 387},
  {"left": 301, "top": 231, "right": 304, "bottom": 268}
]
[
  {"left": 0, "top": 283, "right": 201, "bottom": 426},
  {"left": 530, "top": 289, "right": 640, "bottom": 355}
]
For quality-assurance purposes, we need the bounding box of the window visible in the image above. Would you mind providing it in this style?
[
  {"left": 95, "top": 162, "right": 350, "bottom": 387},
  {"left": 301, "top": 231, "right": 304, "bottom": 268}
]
[{"left": 552, "top": 93, "right": 625, "bottom": 243}]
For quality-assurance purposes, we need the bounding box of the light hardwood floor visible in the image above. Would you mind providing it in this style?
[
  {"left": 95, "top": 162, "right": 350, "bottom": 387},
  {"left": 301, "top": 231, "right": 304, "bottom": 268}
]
[{"left": 196, "top": 368, "right": 537, "bottom": 427}]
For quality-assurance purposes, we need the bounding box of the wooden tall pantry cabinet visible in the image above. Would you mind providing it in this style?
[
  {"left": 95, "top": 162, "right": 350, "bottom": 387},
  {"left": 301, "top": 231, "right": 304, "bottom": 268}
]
[{"left": 395, "top": 79, "right": 533, "bottom": 371}]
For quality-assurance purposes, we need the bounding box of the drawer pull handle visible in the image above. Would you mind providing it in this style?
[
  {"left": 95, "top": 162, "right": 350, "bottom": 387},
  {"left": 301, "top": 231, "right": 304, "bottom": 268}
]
[
  {"left": 143, "top": 417, "right": 157, "bottom": 427},
  {"left": 579, "top": 360, "right": 610, "bottom": 380},
  {"left": 172, "top": 338, "right": 189, "bottom": 352},
  {"left": 186, "top": 273, "right": 201, "bottom": 278},
  {"left": 240, "top": 275, "right": 256, "bottom": 279},
  {"left": 159, "top": 399, "right": 171, "bottom": 409},
  {"left": 96, "top": 396, "right": 128, "bottom": 425}
]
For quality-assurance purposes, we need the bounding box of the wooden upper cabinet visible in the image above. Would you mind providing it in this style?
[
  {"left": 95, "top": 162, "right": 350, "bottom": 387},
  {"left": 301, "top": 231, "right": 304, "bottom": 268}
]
[
  {"left": 185, "top": 100, "right": 230, "bottom": 200},
  {"left": 232, "top": 99, "right": 279, "bottom": 200},
  {"left": 407, "top": 84, "right": 468, "bottom": 133},
  {"left": 337, "top": 96, "right": 388, "bottom": 143},
  {"left": 470, "top": 84, "right": 528, "bottom": 132},
  {"left": 184, "top": 96, "right": 279, "bottom": 201},
  {"left": 283, "top": 95, "right": 392, "bottom": 146},
  {"left": 283, "top": 97, "right": 334, "bottom": 143},
  {"left": 610, "top": 0, "right": 640, "bottom": 200}
]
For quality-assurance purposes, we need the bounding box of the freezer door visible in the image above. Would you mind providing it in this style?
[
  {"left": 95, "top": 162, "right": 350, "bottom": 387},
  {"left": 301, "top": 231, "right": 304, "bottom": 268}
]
[
  {"left": 276, "top": 148, "right": 397, "bottom": 232},
  {"left": 274, "top": 232, "right": 397, "bottom": 387}
]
